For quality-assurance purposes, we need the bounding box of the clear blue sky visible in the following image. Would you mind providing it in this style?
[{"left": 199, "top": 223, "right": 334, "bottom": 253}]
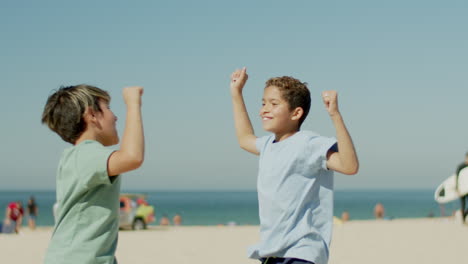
[{"left": 1, "top": 0, "right": 467, "bottom": 190}]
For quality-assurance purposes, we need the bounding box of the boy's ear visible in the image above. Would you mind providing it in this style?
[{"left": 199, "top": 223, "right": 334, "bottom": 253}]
[
  {"left": 83, "top": 107, "right": 97, "bottom": 124},
  {"left": 291, "top": 107, "right": 304, "bottom": 121}
]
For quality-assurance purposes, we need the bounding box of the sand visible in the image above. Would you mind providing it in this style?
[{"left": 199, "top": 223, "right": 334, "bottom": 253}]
[{"left": 1, "top": 218, "right": 467, "bottom": 264}]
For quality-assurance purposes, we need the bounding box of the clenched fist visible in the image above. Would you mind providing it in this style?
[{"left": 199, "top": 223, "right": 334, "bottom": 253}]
[
  {"left": 230, "top": 67, "right": 249, "bottom": 95},
  {"left": 322, "top": 90, "right": 339, "bottom": 116},
  {"left": 123, "top": 86, "right": 144, "bottom": 106}
]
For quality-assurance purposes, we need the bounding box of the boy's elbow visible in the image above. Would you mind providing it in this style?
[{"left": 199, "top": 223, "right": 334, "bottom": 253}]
[
  {"left": 237, "top": 139, "right": 246, "bottom": 150},
  {"left": 239, "top": 143, "right": 250, "bottom": 152},
  {"left": 132, "top": 156, "right": 144, "bottom": 169},
  {"left": 126, "top": 153, "right": 144, "bottom": 170},
  {"left": 343, "top": 169, "right": 358, "bottom": 175},
  {"left": 132, "top": 158, "right": 144, "bottom": 169},
  {"left": 343, "top": 163, "right": 359, "bottom": 175}
]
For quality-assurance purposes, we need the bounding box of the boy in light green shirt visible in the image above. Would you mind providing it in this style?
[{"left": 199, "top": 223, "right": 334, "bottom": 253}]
[{"left": 41, "top": 84, "right": 145, "bottom": 264}]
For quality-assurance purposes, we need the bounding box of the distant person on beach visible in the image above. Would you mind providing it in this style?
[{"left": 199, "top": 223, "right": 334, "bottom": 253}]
[
  {"left": 41, "top": 85, "right": 145, "bottom": 264},
  {"left": 27, "top": 196, "right": 38, "bottom": 230},
  {"left": 160, "top": 215, "right": 170, "bottom": 226},
  {"left": 173, "top": 213, "right": 182, "bottom": 226},
  {"left": 2, "top": 201, "right": 23, "bottom": 233},
  {"left": 455, "top": 152, "right": 468, "bottom": 223},
  {"left": 230, "top": 68, "right": 359, "bottom": 264},
  {"left": 374, "top": 203, "right": 385, "bottom": 219},
  {"left": 341, "top": 211, "right": 350, "bottom": 222}
]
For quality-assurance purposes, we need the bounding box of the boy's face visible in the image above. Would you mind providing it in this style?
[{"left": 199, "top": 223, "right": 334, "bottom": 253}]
[
  {"left": 260, "top": 86, "right": 298, "bottom": 134},
  {"left": 95, "top": 100, "right": 119, "bottom": 146}
]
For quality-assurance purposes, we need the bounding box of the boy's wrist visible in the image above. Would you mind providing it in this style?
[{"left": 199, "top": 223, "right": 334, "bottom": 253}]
[
  {"left": 329, "top": 111, "right": 342, "bottom": 121},
  {"left": 125, "top": 101, "right": 142, "bottom": 107},
  {"left": 231, "top": 90, "right": 244, "bottom": 99}
]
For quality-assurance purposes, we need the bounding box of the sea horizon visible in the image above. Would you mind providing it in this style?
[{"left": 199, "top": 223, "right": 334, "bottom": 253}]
[{"left": 0, "top": 189, "right": 460, "bottom": 227}]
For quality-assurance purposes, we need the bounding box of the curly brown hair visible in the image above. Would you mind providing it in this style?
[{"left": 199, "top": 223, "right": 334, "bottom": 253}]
[
  {"left": 265, "top": 76, "right": 311, "bottom": 126},
  {"left": 41, "top": 84, "right": 110, "bottom": 144}
]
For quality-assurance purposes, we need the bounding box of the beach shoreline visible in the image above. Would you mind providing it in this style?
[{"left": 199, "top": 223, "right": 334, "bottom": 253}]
[{"left": 1, "top": 217, "right": 467, "bottom": 264}]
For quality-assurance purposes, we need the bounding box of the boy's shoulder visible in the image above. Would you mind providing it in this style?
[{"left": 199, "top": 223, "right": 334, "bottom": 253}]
[
  {"left": 257, "top": 131, "right": 325, "bottom": 147},
  {"left": 299, "top": 130, "right": 336, "bottom": 142},
  {"left": 298, "top": 130, "right": 321, "bottom": 139},
  {"left": 257, "top": 131, "right": 321, "bottom": 141},
  {"left": 65, "top": 140, "right": 105, "bottom": 153},
  {"left": 58, "top": 140, "right": 116, "bottom": 188},
  {"left": 61, "top": 140, "right": 112, "bottom": 166},
  {"left": 257, "top": 131, "right": 335, "bottom": 156},
  {"left": 295, "top": 131, "right": 337, "bottom": 156},
  {"left": 289, "top": 130, "right": 326, "bottom": 144}
]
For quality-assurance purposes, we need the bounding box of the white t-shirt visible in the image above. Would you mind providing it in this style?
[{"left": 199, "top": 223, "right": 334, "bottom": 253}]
[{"left": 248, "top": 131, "right": 337, "bottom": 264}]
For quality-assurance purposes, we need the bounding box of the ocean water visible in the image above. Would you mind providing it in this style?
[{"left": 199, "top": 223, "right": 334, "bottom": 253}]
[{"left": 0, "top": 189, "right": 461, "bottom": 227}]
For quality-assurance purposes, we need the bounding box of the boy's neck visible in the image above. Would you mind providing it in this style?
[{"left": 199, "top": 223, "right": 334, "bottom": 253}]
[
  {"left": 274, "top": 129, "right": 300, "bottom": 143},
  {"left": 74, "top": 130, "right": 99, "bottom": 146}
]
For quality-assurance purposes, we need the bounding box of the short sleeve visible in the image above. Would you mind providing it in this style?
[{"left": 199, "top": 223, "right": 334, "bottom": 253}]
[
  {"left": 76, "top": 141, "right": 116, "bottom": 188},
  {"left": 309, "top": 136, "right": 337, "bottom": 171},
  {"left": 256, "top": 135, "right": 271, "bottom": 154},
  {"left": 323, "top": 141, "right": 338, "bottom": 170}
]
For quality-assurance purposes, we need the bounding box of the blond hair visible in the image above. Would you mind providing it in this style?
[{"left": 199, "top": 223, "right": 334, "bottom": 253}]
[{"left": 41, "top": 84, "right": 110, "bottom": 144}]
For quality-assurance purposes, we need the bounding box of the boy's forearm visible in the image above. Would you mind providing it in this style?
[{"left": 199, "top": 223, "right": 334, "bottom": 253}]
[
  {"left": 330, "top": 113, "right": 359, "bottom": 174},
  {"left": 232, "top": 93, "right": 254, "bottom": 137},
  {"left": 231, "top": 92, "right": 257, "bottom": 153},
  {"left": 120, "top": 104, "right": 145, "bottom": 165}
]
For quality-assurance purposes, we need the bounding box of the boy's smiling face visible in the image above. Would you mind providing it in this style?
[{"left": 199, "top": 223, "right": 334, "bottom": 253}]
[{"left": 260, "top": 86, "right": 299, "bottom": 137}]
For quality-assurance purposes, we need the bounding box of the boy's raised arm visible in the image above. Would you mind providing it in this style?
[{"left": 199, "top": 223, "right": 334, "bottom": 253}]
[
  {"left": 322, "top": 91, "right": 359, "bottom": 175},
  {"left": 230, "top": 67, "right": 258, "bottom": 155},
  {"left": 108, "top": 86, "right": 145, "bottom": 176}
]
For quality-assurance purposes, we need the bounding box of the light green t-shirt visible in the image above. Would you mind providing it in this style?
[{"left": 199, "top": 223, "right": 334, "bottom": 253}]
[{"left": 44, "top": 140, "right": 121, "bottom": 264}]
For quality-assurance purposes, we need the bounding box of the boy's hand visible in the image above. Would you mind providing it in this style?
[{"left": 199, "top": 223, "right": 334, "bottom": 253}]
[
  {"left": 123, "top": 86, "right": 144, "bottom": 106},
  {"left": 230, "top": 67, "right": 248, "bottom": 95},
  {"left": 322, "top": 90, "right": 340, "bottom": 116}
]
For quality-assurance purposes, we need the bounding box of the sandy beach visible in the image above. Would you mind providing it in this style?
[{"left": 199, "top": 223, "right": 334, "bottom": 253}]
[{"left": 1, "top": 218, "right": 467, "bottom": 264}]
